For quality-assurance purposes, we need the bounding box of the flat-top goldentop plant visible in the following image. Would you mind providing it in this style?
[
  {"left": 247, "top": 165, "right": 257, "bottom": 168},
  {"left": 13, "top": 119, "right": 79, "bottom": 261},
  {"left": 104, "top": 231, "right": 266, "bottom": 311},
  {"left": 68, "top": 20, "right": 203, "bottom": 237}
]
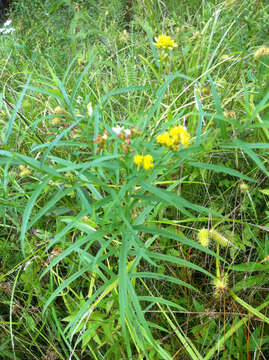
[
  {"left": 157, "top": 125, "right": 190, "bottom": 149},
  {"left": 133, "top": 154, "right": 154, "bottom": 170},
  {"left": 153, "top": 34, "right": 178, "bottom": 51}
]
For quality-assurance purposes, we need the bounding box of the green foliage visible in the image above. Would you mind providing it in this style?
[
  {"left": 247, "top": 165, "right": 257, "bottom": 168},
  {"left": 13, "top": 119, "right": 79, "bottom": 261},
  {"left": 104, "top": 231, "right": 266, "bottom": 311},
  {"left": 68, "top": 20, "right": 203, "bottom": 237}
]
[{"left": 0, "top": 0, "right": 269, "bottom": 359}]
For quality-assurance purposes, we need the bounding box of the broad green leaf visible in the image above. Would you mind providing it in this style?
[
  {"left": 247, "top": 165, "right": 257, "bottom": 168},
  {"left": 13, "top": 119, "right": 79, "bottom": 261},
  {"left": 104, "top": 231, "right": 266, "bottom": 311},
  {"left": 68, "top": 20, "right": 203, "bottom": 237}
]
[
  {"left": 233, "top": 274, "right": 266, "bottom": 292},
  {"left": 260, "top": 189, "right": 269, "bottom": 196}
]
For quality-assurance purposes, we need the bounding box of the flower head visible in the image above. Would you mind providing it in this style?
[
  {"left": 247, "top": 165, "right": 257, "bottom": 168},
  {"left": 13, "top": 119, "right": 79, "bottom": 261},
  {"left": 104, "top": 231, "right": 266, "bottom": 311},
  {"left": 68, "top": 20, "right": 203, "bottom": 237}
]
[
  {"left": 134, "top": 154, "right": 154, "bottom": 170},
  {"left": 112, "top": 126, "right": 124, "bottom": 136},
  {"left": 197, "top": 228, "right": 209, "bottom": 247},
  {"left": 157, "top": 125, "right": 190, "bottom": 149},
  {"left": 53, "top": 106, "right": 64, "bottom": 114},
  {"left": 143, "top": 154, "right": 154, "bottom": 170},
  {"left": 179, "top": 126, "right": 190, "bottom": 146},
  {"left": 209, "top": 229, "right": 228, "bottom": 247},
  {"left": 133, "top": 154, "right": 143, "bottom": 166},
  {"left": 19, "top": 165, "right": 31, "bottom": 177},
  {"left": 254, "top": 46, "right": 269, "bottom": 60},
  {"left": 154, "top": 35, "right": 177, "bottom": 51},
  {"left": 156, "top": 131, "right": 172, "bottom": 146},
  {"left": 213, "top": 275, "right": 228, "bottom": 298},
  {"left": 239, "top": 182, "right": 249, "bottom": 193}
]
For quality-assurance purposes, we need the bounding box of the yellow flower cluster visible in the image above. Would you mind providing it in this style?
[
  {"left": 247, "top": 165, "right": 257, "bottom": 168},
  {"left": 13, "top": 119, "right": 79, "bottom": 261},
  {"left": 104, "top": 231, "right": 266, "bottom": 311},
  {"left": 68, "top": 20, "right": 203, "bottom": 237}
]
[
  {"left": 156, "top": 125, "right": 190, "bottom": 150},
  {"left": 134, "top": 154, "right": 154, "bottom": 170},
  {"left": 154, "top": 35, "right": 177, "bottom": 51}
]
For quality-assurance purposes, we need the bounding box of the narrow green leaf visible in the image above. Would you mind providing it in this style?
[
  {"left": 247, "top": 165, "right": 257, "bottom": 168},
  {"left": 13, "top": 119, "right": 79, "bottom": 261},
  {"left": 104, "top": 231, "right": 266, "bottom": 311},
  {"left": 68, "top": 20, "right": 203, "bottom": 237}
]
[
  {"left": 204, "top": 300, "right": 269, "bottom": 360},
  {"left": 194, "top": 88, "right": 204, "bottom": 146},
  {"left": 150, "top": 252, "right": 214, "bottom": 279},
  {"left": 20, "top": 177, "right": 50, "bottom": 256},
  {"left": 28, "top": 185, "right": 78, "bottom": 230},
  {"left": 134, "top": 225, "right": 225, "bottom": 262},
  {"left": 209, "top": 75, "right": 226, "bottom": 137},
  {"left": 131, "top": 272, "right": 197, "bottom": 292},
  {"left": 231, "top": 139, "right": 269, "bottom": 176},
  {"left": 4, "top": 76, "right": 31, "bottom": 144},
  {"left": 188, "top": 161, "right": 255, "bottom": 182},
  {"left": 42, "top": 265, "right": 91, "bottom": 314},
  {"left": 71, "top": 54, "right": 96, "bottom": 101},
  {"left": 41, "top": 232, "right": 103, "bottom": 278},
  {"left": 231, "top": 291, "right": 269, "bottom": 324},
  {"left": 233, "top": 262, "right": 269, "bottom": 272},
  {"left": 140, "top": 180, "right": 220, "bottom": 217}
]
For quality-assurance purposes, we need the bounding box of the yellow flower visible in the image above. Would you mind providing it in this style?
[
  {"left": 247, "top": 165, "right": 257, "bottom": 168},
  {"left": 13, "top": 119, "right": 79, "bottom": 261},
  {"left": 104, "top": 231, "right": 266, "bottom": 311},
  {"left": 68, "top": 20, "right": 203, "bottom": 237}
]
[
  {"left": 19, "top": 165, "right": 31, "bottom": 177},
  {"left": 143, "top": 155, "right": 154, "bottom": 170},
  {"left": 156, "top": 132, "right": 172, "bottom": 146},
  {"left": 134, "top": 154, "right": 143, "bottom": 166},
  {"left": 53, "top": 106, "right": 64, "bottom": 114},
  {"left": 179, "top": 127, "right": 190, "bottom": 146},
  {"left": 154, "top": 35, "right": 177, "bottom": 51},
  {"left": 197, "top": 228, "right": 209, "bottom": 247},
  {"left": 51, "top": 117, "right": 61, "bottom": 126},
  {"left": 254, "top": 46, "right": 269, "bottom": 60},
  {"left": 157, "top": 125, "right": 190, "bottom": 149},
  {"left": 239, "top": 183, "right": 248, "bottom": 193},
  {"left": 134, "top": 155, "right": 154, "bottom": 170},
  {"left": 120, "top": 29, "right": 130, "bottom": 41}
]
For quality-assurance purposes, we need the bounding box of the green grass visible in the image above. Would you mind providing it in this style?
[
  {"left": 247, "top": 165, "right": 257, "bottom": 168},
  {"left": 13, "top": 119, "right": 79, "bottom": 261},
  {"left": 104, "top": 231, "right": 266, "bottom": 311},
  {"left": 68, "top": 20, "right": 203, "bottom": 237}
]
[{"left": 0, "top": 0, "right": 269, "bottom": 359}]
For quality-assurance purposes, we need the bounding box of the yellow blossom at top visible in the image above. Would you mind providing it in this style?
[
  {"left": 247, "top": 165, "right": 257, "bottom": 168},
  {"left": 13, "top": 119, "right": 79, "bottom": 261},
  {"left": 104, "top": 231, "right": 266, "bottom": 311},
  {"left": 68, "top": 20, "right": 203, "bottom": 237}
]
[
  {"left": 156, "top": 131, "right": 173, "bottom": 146},
  {"left": 133, "top": 154, "right": 143, "bottom": 166},
  {"left": 143, "top": 154, "right": 154, "bottom": 170},
  {"left": 154, "top": 35, "right": 178, "bottom": 51},
  {"left": 134, "top": 154, "right": 154, "bottom": 170},
  {"left": 156, "top": 125, "right": 190, "bottom": 149},
  {"left": 180, "top": 127, "right": 190, "bottom": 146}
]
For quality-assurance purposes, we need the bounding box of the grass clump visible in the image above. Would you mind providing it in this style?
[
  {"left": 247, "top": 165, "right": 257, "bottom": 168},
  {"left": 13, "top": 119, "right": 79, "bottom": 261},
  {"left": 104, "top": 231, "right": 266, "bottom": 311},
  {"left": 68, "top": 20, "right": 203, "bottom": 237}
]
[{"left": 0, "top": 0, "right": 269, "bottom": 359}]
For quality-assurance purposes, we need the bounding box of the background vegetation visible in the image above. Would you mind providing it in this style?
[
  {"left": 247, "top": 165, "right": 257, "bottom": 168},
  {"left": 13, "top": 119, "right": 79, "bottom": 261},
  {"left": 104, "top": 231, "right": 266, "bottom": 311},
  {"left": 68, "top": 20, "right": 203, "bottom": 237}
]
[{"left": 0, "top": 0, "right": 269, "bottom": 359}]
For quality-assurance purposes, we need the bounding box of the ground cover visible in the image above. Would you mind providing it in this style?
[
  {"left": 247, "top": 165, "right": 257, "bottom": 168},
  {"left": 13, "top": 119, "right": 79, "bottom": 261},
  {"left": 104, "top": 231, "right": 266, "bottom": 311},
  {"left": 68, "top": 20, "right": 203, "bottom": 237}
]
[{"left": 0, "top": 0, "right": 269, "bottom": 359}]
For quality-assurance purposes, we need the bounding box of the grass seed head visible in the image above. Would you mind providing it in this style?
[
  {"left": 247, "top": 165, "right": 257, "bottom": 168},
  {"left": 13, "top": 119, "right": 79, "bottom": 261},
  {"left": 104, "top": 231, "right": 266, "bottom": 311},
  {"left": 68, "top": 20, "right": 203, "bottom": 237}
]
[
  {"left": 197, "top": 228, "right": 210, "bottom": 247},
  {"left": 213, "top": 275, "right": 228, "bottom": 297},
  {"left": 209, "top": 229, "right": 229, "bottom": 247}
]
